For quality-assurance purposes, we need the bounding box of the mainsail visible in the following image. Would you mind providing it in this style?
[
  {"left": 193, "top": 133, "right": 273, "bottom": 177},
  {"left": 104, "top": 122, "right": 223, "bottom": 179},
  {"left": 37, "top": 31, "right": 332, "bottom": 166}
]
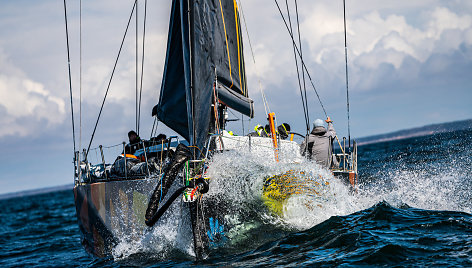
[{"left": 153, "top": 0, "right": 254, "bottom": 149}]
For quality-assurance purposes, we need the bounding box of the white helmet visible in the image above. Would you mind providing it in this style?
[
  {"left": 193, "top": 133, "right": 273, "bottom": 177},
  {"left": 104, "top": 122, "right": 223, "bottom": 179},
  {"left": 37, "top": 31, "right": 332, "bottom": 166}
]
[{"left": 313, "top": 119, "right": 325, "bottom": 128}]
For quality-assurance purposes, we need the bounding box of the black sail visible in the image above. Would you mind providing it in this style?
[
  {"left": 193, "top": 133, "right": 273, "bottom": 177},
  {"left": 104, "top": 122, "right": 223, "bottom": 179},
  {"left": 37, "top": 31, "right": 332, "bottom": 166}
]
[{"left": 153, "top": 0, "right": 253, "bottom": 150}]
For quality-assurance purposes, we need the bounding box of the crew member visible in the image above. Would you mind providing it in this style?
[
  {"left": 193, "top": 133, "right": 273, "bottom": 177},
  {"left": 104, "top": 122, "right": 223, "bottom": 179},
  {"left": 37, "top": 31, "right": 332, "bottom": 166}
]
[
  {"left": 150, "top": 134, "right": 167, "bottom": 146},
  {"left": 125, "top": 130, "right": 143, "bottom": 155},
  {"left": 277, "top": 123, "right": 291, "bottom": 140},
  {"left": 300, "top": 117, "right": 338, "bottom": 168},
  {"left": 248, "top": 124, "right": 268, "bottom": 137},
  {"left": 264, "top": 124, "right": 271, "bottom": 137}
]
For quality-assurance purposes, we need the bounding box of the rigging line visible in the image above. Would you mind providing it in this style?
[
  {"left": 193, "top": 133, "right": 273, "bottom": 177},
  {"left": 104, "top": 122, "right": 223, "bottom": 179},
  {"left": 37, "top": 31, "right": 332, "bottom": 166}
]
[
  {"left": 273, "top": 0, "right": 328, "bottom": 118},
  {"left": 150, "top": 116, "right": 157, "bottom": 139},
  {"left": 218, "top": 0, "right": 234, "bottom": 89},
  {"left": 86, "top": 0, "right": 138, "bottom": 158},
  {"left": 79, "top": 0, "right": 82, "bottom": 155},
  {"left": 294, "top": 0, "right": 310, "bottom": 131},
  {"left": 136, "top": 0, "right": 139, "bottom": 134},
  {"left": 227, "top": 107, "right": 241, "bottom": 121},
  {"left": 138, "top": 0, "right": 148, "bottom": 137},
  {"left": 63, "top": 0, "right": 77, "bottom": 156},
  {"left": 242, "top": 114, "right": 245, "bottom": 135},
  {"left": 237, "top": 0, "right": 270, "bottom": 115},
  {"left": 284, "top": 0, "right": 310, "bottom": 133},
  {"left": 260, "top": 81, "right": 269, "bottom": 115},
  {"left": 343, "top": 0, "right": 351, "bottom": 151},
  {"left": 233, "top": 1, "right": 244, "bottom": 95}
]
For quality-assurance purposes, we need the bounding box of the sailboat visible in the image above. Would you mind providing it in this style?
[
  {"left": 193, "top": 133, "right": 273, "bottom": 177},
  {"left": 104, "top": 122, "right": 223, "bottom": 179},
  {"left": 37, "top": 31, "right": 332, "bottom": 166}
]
[{"left": 71, "top": 0, "right": 358, "bottom": 260}]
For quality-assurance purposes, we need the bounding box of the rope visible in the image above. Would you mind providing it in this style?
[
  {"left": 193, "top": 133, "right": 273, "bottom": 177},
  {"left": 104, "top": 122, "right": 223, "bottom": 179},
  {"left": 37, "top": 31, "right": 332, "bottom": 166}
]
[
  {"left": 273, "top": 0, "right": 328, "bottom": 118},
  {"left": 136, "top": 0, "right": 139, "bottom": 134},
  {"left": 227, "top": 108, "right": 240, "bottom": 122},
  {"left": 212, "top": 80, "right": 224, "bottom": 149},
  {"left": 213, "top": 77, "right": 221, "bottom": 136},
  {"left": 159, "top": 139, "right": 164, "bottom": 174},
  {"left": 101, "top": 143, "right": 123, "bottom": 149},
  {"left": 86, "top": 0, "right": 138, "bottom": 159},
  {"left": 256, "top": 78, "right": 270, "bottom": 115},
  {"left": 79, "top": 0, "right": 82, "bottom": 156},
  {"left": 294, "top": 0, "right": 310, "bottom": 133},
  {"left": 138, "top": 0, "right": 148, "bottom": 136},
  {"left": 284, "top": 0, "right": 310, "bottom": 134},
  {"left": 188, "top": 146, "right": 206, "bottom": 159},
  {"left": 63, "top": 0, "right": 77, "bottom": 156},
  {"left": 343, "top": 0, "right": 351, "bottom": 151},
  {"left": 150, "top": 116, "right": 158, "bottom": 139}
]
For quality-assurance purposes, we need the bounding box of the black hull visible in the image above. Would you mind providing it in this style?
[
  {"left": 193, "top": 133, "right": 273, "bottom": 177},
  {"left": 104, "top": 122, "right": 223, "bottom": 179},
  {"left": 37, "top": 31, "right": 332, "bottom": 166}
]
[
  {"left": 73, "top": 178, "right": 158, "bottom": 257},
  {"left": 73, "top": 177, "right": 227, "bottom": 259}
]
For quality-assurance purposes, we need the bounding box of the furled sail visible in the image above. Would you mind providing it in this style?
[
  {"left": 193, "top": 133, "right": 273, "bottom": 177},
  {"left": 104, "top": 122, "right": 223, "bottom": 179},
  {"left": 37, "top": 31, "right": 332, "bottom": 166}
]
[{"left": 153, "top": 0, "right": 253, "bottom": 149}]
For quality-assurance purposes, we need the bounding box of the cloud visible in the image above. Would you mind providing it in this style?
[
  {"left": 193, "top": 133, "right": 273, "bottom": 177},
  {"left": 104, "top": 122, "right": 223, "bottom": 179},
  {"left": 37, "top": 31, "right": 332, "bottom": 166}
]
[
  {"left": 350, "top": 7, "right": 471, "bottom": 67},
  {"left": 233, "top": 1, "right": 472, "bottom": 138},
  {"left": 0, "top": 0, "right": 170, "bottom": 141},
  {"left": 236, "top": 2, "right": 469, "bottom": 104},
  {"left": 0, "top": 51, "right": 66, "bottom": 137}
]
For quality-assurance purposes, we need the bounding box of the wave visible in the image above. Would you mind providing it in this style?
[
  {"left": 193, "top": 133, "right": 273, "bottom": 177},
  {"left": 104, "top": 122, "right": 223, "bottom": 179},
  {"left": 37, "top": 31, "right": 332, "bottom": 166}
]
[{"left": 110, "top": 131, "right": 472, "bottom": 263}]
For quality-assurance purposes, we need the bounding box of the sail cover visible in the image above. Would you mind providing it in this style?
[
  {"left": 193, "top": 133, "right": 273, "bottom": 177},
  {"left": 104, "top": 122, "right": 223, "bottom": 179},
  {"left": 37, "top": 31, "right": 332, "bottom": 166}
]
[{"left": 153, "top": 0, "right": 253, "bottom": 149}]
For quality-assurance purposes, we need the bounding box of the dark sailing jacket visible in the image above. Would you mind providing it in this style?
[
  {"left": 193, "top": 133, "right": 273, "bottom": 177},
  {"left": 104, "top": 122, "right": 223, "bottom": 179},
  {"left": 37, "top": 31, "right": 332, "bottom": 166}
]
[
  {"left": 300, "top": 122, "right": 338, "bottom": 168},
  {"left": 124, "top": 137, "right": 143, "bottom": 155}
]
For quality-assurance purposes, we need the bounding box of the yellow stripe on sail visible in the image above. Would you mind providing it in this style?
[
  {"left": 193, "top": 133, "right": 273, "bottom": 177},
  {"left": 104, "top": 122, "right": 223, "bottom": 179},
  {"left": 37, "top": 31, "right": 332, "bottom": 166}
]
[
  {"left": 233, "top": 0, "right": 244, "bottom": 95},
  {"left": 218, "top": 0, "right": 234, "bottom": 89}
]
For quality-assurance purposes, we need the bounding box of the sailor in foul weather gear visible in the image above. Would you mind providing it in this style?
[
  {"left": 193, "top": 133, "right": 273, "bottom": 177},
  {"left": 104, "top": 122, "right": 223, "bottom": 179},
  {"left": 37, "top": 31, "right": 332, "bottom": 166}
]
[
  {"left": 124, "top": 130, "right": 143, "bottom": 155},
  {"left": 248, "top": 124, "right": 268, "bottom": 137},
  {"left": 277, "top": 123, "right": 291, "bottom": 140},
  {"left": 300, "top": 117, "right": 338, "bottom": 168},
  {"left": 264, "top": 124, "right": 271, "bottom": 137}
]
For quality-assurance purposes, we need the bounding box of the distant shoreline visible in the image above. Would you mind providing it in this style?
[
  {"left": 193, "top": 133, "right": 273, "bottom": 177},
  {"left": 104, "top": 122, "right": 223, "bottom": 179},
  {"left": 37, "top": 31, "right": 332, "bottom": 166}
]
[
  {"left": 0, "top": 184, "right": 73, "bottom": 200},
  {"left": 356, "top": 119, "right": 472, "bottom": 146}
]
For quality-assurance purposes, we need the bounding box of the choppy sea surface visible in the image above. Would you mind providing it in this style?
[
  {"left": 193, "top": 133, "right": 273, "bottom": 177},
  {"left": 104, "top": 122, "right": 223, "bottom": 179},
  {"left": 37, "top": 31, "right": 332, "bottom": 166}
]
[{"left": 1, "top": 129, "right": 471, "bottom": 267}]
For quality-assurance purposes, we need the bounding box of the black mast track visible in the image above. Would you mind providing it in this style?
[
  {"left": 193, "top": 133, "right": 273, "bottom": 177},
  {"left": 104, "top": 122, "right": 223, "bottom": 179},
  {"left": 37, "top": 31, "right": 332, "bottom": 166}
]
[
  {"left": 187, "top": 0, "right": 196, "bottom": 155},
  {"left": 186, "top": 0, "right": 207, "bottom": 260}
]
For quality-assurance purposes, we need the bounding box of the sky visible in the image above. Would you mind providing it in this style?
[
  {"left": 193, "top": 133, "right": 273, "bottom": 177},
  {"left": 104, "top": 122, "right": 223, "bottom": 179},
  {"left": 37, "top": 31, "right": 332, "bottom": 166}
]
[{"left": 0, "top": 0, "right": 471, "bottom": 194}]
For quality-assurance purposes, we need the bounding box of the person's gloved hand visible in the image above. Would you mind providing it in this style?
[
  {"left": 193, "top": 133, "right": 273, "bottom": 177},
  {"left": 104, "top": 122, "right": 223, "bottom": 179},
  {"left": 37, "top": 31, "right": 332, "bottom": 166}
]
[{"left": 326, "top": 117, "right": 333, "bottom": 123}]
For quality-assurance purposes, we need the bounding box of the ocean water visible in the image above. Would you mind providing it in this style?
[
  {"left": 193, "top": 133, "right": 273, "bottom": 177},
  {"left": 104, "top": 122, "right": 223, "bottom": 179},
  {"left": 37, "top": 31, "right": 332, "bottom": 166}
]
[{"left": 1, "top": 129, "right": 471, "bottom": 267}]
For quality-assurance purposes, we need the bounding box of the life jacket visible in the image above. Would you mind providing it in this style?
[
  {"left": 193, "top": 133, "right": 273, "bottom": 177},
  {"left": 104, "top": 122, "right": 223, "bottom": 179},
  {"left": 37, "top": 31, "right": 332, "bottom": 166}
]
[{"left": 121, "top": 154, "right": 138, "bottom": 159}]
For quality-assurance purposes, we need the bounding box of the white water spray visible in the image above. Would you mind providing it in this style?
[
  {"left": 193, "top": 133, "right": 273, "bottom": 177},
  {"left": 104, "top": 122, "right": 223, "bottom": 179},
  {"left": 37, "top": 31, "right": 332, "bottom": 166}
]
[{"left": 111, "top": 134, "right": 472, "bottom": 260}]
